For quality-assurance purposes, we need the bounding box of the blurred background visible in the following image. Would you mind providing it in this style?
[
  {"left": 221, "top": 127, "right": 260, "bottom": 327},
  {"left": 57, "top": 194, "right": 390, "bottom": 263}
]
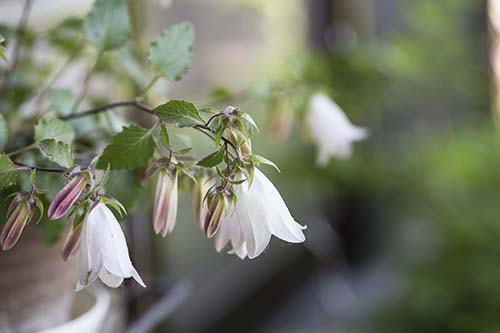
[{"left": 1, "top": 0, "right": 499, "bottom": 332}]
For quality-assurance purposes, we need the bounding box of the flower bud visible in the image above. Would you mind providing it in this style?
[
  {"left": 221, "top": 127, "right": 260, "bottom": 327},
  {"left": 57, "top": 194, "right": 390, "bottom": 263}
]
[
  {"left": 227, "top": 129, "right": 252, "bottom": 157},
  {"left": 61, "top": 223, "right": 83, "bottom": 261},
  {"left": 266, "top": 101, "right": 293, "bottom": 142},
  {"left": 153, "top": 169, "right": 178, "bottom": 237},
  {"left": 204, "top": 193, "right": 225, "bottom": 238},
  {"left": 193, "top": 175, "right": 210, "bottom": 230},
  {"left": 48, "top": 173, "right": 89, "bottom": 220},
  {"left": 0, "top": 194, "right": 32, "bottom": 251}
]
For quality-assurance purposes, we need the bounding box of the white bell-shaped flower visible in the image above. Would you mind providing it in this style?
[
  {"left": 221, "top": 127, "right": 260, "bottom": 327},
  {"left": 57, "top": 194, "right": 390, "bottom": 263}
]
[
  {"left": 307, "top": 93, "right": 368, "bottom": 166},
  {"left": 76, "top": 203, "right": 146, "bottom": 290},
  {"left": 215, "top": 168, "right": 306, "bottom": 259}
]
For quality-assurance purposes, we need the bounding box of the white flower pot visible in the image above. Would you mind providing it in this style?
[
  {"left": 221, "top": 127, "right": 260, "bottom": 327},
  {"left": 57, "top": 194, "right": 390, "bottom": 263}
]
[{"left": 37, "top": 288, "right": 110, "bottom": 333}]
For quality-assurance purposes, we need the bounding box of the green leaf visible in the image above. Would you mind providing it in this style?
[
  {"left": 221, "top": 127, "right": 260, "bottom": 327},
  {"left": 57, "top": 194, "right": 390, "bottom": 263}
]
[
  {"left": 0, "top": 113, "right": 7, "bottom": 152},
  {"left": 175, "top": 147, "right": 193, "bottom": 155},
  {"left": 0, "top": 46, "right": 7, "bottom": 65},
  {"left": 84, "top": 0, "right": 130, "bottom": 51},
  {"left": 199, "top": 107, "right": 219, "bottom": 114},
  {"left": 34, "top": 119, "right": 75, "bottom": 144},
  {"left": 50, "top": 89, "right": 76, "bottom": 116},
  {"left": 97, "top": 125, "right": 154, "bottom": 169},
  {"left": 39, "top": 139, "right": 75, "bottom": 169},
  {"left": 0, "top": 34, "right": 7, "bottom": 64},
  {"left": 148, "top": 22, "right": 194, "bottom": 81},
  {"left": 251, "top": 154, "right": 280, "bottom": 173},
  {"left": 198, "top": 148, "right": 225, "bottom": 167},
  {"left": 160, "top": 125, "right": 170, "bottom": 148},
  {"left": 48, "top": 17, "right": 83, "bottom": 53},
  {"left": 0, "top": 154, "right": 17, "bottom": 188},
  {"left": 153, "top": 100, "right": 204, "bottom": 128}
]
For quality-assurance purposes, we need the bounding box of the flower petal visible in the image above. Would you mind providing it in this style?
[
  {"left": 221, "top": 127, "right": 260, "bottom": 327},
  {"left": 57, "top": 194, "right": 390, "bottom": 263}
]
[{"left": 99, "top": 269, "right": 124, "bottom": 288}]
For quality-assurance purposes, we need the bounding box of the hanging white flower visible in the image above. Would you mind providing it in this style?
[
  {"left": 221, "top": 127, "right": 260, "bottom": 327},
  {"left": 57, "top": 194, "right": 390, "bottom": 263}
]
[
  {"left": 76, "top": 203, "right": 146, "bottom": 290},
  {"left": 215, "top": 168, "right": 306, "bottom": 259},
  {"left": 307, "top": 93, "right": 368, "bottom": 166}
]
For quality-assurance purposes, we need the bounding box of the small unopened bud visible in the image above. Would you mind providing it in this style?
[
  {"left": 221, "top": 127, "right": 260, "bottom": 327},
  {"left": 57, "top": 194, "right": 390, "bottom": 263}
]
[
  {"left": 48, "top": 173, "right": 89, "bottom": 220},
  {"left": 0, "top": 194, "right": 32, "bottom": 251},
  {"left": 61, "top": 223, "right": 83, "bottom": 261},
  {"left": 267, "top": 102, "right": 293, "bottom": 142},
  {"left": 239, "top": 141, "right": 252, "bottom": 156},
  {"left": 153, "top": 169, "right": 178, "bottom": 237},
  {"left": 204, "top": 194, "right": 225, "bottom": 238},
  {"left": 193, "top": 175, "right": 210, "bottom": 229},
  {"left": 227, "top": 129, "right": 252, "bottom": 157}
]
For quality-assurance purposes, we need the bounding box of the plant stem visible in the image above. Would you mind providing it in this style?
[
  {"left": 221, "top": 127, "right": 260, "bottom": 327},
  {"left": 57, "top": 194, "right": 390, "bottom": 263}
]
[
  {"left": 33, "top": 38, "right": 85, "bottom": 112},
  {"left": 12, "top": 160, "right": 66, "bottom": 174},
  {"left": 6, "top": 142, "right": 37, "bottom": 157},
  {"left": 139, "top": 75, "right": 160, "bottom": 97},
  {"left": 61, "top": 101, "right": 154, "bottom": 120},
  {"left": 0, "top": 0, "right": 34, "bottom": 96},
  {"left": 70, "top": 47, "right": 105, "bottom": 113}
]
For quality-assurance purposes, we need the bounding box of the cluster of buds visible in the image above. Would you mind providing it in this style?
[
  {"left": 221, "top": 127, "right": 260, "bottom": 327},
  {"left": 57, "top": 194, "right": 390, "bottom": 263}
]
[{"left": 0, "top": 190, "right": 41, "bottom": 250}]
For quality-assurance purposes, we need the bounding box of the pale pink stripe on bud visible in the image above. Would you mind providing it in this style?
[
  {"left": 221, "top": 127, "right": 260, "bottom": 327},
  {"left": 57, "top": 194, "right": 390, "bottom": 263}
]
[
  {"left": 61, "top": 223, "right": 83, "bottom": 261},
  {"left": 0, "top": 196, "right": 31, "bottom": 251},
  {"left": 153, "top": 169, "right": 178, "bottom": 237},
  {"left": 204, "top": 194, "right": 225, "bottom": 238},
  {"left": 48, "top": 173, "right": 89, "bottom": 220}
]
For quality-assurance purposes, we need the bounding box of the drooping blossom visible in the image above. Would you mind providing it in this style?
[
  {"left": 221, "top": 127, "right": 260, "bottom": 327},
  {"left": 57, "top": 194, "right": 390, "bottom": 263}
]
[
  {"left": 48, "top": 172, "right": 89, "bottom": 220},
  {"left": 0, "top": 193, "right": 33, "bottom": 251},
  {"left": 153, "top": 169, "right": 178, "bottom": 237},
  {"left": 76, "top": 203, "right": 145, "bottom": 290},
  {"left": 307, "top": 93, "right": 368, "bottom": 167},
  {"left": 214, "top": 168, "right": 306, "bottom": 259}
]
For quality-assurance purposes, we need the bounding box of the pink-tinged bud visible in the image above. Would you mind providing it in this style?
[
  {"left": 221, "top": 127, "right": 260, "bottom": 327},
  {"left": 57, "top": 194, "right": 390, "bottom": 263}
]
[
  {"left": 204, "top": 194, "right": 225, "bottom": 238},
  {"left": 48, "top": 174, "right": 89, "bottom": 220},
  {"left": 153, "top": 169, "right": 178, "bottom": 237},
  {"left": 61, "top": 223, "right": 83, "bottom": 261},
  {"left": 193, "top": 176, "right": 210, "bottom": 229},
  {"left": 0, "top": 195, "right": 32, "bottom": 251}
]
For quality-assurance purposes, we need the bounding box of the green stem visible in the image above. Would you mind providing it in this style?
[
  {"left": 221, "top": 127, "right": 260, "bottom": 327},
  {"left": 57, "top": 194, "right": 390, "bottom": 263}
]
[
  {"left": 139, "top": 75, "right": 161, "bottom": 97},
  {"left": 70, "top": 47, "right": 105, "bottom": 113},
  {"left": 6, "top": 142, "right": 38, "bottom": 157}
]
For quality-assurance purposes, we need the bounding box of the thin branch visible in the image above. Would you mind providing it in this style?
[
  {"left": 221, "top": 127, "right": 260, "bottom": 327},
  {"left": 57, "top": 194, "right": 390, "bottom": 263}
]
[
  {"left": 33, "top": 38, "right": 85, "bottom": 112},
  {"left": 192, "top": 124, "right": 238, "bottom": 154},
  {"left": 61, "top": 101, "right": 154, "bottom": 120},
  {"left": 0, "top": 0, "right": 34, "bottom": 96},
  {"left": 69, "top": 47, "right": 105, "bottom": 113},
  {"left": 13, "top": 160, "right": 66, "bottom": 174},
  {"left": 6, "top": 142, "right": 37, "bottom": 157}
]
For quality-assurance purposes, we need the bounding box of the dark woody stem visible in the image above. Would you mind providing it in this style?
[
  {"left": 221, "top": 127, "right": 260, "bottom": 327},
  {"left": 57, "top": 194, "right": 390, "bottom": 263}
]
[
  {"left": 61, "top": 101, "right": 154, "bottom": 120},
  {"left": 13, "top": 160, "right": 66, "bottom": 174},
  {"left": 9, "top": 101, "right": 239, "bottom": 174}
]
